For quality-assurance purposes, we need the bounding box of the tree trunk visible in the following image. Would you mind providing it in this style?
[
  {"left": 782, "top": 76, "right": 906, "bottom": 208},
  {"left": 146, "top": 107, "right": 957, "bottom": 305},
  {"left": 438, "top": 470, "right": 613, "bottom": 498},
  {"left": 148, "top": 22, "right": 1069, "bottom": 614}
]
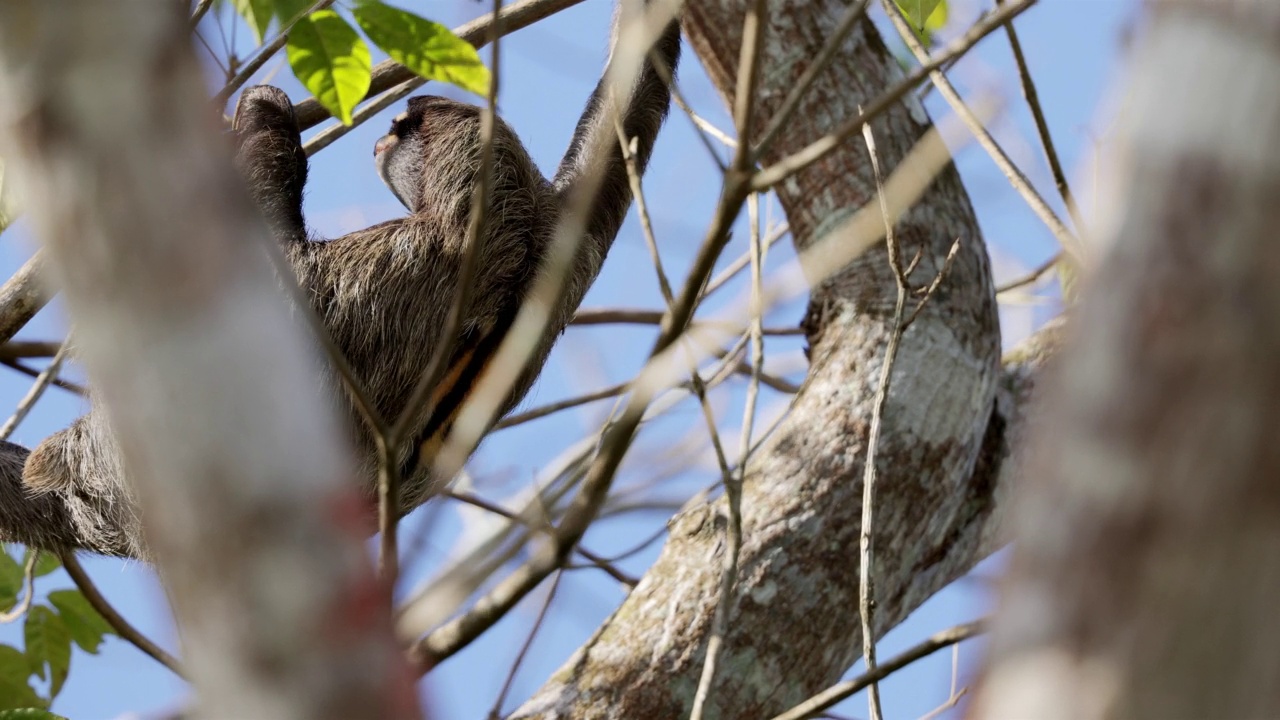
[
  {"left": 0, "top": 3, "right": 417, "bottom": 718},
  {"left": 513, "top": 1, "right": 1020, "bottom": 716},
  {"left": 973, "top": 3, "right": 1280, "bottom": 718}
]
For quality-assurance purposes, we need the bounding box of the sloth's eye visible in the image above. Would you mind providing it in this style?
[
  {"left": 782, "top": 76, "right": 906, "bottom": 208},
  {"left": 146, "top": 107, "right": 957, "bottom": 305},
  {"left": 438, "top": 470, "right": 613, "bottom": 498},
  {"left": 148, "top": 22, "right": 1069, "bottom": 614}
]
[{"left": 389, "top": 112, "right": 410, "bottom": 136}]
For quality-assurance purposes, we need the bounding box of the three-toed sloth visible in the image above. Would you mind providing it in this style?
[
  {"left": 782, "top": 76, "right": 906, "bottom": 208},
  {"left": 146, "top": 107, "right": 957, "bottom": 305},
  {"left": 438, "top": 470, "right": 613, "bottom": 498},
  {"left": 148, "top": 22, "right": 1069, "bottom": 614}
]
[{"left": 0, "top": 2, "right": 681, "bottom": 560}]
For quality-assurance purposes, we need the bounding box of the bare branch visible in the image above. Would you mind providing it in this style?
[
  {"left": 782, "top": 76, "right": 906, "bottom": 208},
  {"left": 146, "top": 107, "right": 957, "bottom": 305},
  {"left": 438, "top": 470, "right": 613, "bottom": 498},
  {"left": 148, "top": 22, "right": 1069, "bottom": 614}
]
[
  {"left": 690, "top": 3, "right": 768, "bottom": 715},
  {"left": 0, "top": 343, "right": 67, "bottom": 441},
  {"left": 771, "top": 621, "right": 985, "bottom": 720},
  {"left": 751, "top": 0, "right": 1036, "bottom": 191},
  {"left": 854, "top": 116, "right": 904, "bottom": 720},
  {"left": 879, "top": 0, "right": 1079, "bottom": 261},
  {"left": 0, "top": 254, "right": 48, "bottom": 344},
  {"left": 61, "top": 553, "right": 185, "bottom": 678},
  {"left": 996, "top": 0, "right": 1086, "bottom": 237}
]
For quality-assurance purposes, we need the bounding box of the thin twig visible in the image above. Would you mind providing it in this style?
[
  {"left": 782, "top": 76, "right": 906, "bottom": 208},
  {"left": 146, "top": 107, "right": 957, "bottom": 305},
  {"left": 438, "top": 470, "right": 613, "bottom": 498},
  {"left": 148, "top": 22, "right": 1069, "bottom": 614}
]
[
  {"left": 752, "top": 0, "right": 1036, "bottom": 192},
  {"left": 702, "top": 221, "right": 789, "bottom": 296},
  {"left": 770, "top": 621, "right": 986, "bottom": 720},
  {"left": 0, "top": 551, "right": 37, "bottom": 623},
  {"left": 677, "top": 95, "right": 739, "bottom": 150},
  {"left": 0, "top": 343, "right": 68, "bottom": 441},
  {"left": 855, "top": 116, "right": 904, "bottom": 720},
  {"left": 487, "top": 571, "right": 563, "bottom": 720},
  {"left": 194, "top": 27, "right": 230, "bottom": 78},
  {"left": 619, "top": 87, "right": 736, "bottom": 560},
  {"left": 189, "top": 0, "right": 214, "bottom": 28},
  {"left": 494, "top": 381, "right": 629, "bottom": 430},
  {"left": 879, "top": 0, "right": 1079, "bottom": 261},
  {"left": 916, "top": 52, "right": 965, "bottom": 102},
  {"left": 614, "top": 105, "right": 737, "bottom": 602},
  {"left": 0, "top": 359, "right": 85, "bottom": 396},
  {"left": 494, "top": 343, "right": 796, "bottom": 433},
  {"left": 60, "top": 552, "right": 186, "bottom": 678},
  {"left": 736, "top": 190, "right": 766, "bottom": 510},
  {"left": 690, "top": 1, "right": 768, "bottom": 717},
  {"left": 571, "top": 308, "right": 800, "bottom": 336},
  {"left": 662, "top": 58, "right": 733, "bottom": 171},
  {"left": 995, "top": 251, "right": 1060, "bottom": 294},
  {"left": 0, "top": 341, "right": 60, "bottom": 360},
  {"left": 443, "top": 491, "right": 635, "bottom": 586},
  {"left": 903, "top": 237, "right": 962, "bottom": 329},
  {"left": 916, "top": 641, "right": 969, "bottom": 720},
  {"left": 996, "top": 0, "right": 1086, "bottom": 237},
  {"left": 620, "top": 134, "right": 676, "bottom": 305}
]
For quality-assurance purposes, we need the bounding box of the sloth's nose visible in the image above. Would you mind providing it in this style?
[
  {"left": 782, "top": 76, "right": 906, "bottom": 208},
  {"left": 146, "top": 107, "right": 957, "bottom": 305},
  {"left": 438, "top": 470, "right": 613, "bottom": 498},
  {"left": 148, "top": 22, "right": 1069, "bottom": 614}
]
[{"left": 374, "top": 135, "right": 397, "bottom": 156}]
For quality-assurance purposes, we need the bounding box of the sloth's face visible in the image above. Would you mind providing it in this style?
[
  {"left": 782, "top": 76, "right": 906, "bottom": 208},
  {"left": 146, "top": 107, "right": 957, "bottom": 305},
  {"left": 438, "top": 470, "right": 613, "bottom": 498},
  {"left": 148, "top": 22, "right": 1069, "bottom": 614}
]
[
  {"left": 374, "top": 108, "right": 421, "bottom": 211},
  {"left": 375, "top": 96, "right": 480, "bottom": 213}
]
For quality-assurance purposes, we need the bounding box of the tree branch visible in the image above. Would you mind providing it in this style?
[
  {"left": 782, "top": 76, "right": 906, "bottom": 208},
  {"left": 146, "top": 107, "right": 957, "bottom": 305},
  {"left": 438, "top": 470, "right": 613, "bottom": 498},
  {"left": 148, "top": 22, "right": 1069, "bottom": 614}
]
[{"left": 510, "top": 1, "right": 1016, "bottom": 714}]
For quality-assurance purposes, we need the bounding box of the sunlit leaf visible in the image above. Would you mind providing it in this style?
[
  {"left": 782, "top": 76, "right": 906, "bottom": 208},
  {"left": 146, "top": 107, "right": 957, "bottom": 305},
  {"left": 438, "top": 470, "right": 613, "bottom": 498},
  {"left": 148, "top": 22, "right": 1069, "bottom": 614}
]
[
  {"left": 896, "top": 0, "right": 942, "bottom": 29},
  {"left": 923, "top": 0, "right": 948, "bottom": 33},
  {"left": 22, "top": 607, "right": 70, "bottom": 700},
  {"left": 0, "top": 646, "right": 43, "bottom": 711},
  {"left": 286, "top": 10, "right": 372, "bottom": 125},
  {"left": 46, "top": 591, "right": 112, "bottom": 656},
  {"left": 895, "top": 0, "right": 948, "bottom": 42},
  {"left": 234, "top": 0, "right": 275, "bottom": 44},
  {"left": 352, "top": 0, "right": 489, "bottom": 97}
]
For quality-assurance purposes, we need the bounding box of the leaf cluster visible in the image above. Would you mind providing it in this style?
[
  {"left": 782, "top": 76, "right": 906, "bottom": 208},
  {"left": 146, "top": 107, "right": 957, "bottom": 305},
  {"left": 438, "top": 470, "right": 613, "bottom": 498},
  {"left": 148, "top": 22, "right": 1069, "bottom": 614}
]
[
  {"left": 0, "top": 549, "right": 114, "bottom": 717},
  {"left": 231, "top": 0, "right": 490, "bottom": 124}
]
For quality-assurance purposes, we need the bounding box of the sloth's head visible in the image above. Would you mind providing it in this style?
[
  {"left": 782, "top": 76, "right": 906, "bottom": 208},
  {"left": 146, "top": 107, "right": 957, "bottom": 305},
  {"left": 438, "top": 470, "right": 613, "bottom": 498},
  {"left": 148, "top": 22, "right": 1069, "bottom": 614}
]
[{"left": 375, "top": 96, "right": 531, "bottom": 215}]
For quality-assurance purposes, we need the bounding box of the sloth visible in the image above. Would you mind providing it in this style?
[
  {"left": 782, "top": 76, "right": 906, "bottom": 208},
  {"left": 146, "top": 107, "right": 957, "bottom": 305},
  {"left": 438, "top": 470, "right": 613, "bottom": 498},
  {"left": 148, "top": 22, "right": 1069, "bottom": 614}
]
[{"left": 0, "top": 4, "right": 681, "bottom": 560}]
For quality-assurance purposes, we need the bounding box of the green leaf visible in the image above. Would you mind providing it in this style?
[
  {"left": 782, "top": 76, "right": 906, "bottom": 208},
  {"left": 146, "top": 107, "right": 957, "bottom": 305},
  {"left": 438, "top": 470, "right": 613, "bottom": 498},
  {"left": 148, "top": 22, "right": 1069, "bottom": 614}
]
[
  {"left": 922, "top": 0, "right": 948, "bottom": 33},
  {"left": 46, "top": 591, "right": 112, "bottom": 656},
  {"left": 22, "top": 608, "right": 70, "bottom": 700},
  {"left": 0, "top": 553, "right": 23, "bottom": 612},
  {"left": 234, "top": 0, "right": 275, "bottom": 44},
  {"left": 286, "top": 10, "right": 372, "bottom": 125},
  {"left": 352, "top": 0, "right": 489, "bottom": 97},
  {"left": 0, "top": 646, "right": 43, "bottom": 711},
  {"left": 20, "top": 553, "right": 57, "bottom": 580},
  {"left": 896, "top": 0, "right": 944, "bottom": 30},
  {"left": 0, "top": 709, "right": 66, "bottom": 720}
]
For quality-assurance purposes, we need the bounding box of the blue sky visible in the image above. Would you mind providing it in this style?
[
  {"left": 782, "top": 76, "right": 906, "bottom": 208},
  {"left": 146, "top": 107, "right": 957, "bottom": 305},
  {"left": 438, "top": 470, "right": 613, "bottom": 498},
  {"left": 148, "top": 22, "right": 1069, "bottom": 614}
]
[{"left": 0, "top": 0, "right": 1136, "bottom": 717}]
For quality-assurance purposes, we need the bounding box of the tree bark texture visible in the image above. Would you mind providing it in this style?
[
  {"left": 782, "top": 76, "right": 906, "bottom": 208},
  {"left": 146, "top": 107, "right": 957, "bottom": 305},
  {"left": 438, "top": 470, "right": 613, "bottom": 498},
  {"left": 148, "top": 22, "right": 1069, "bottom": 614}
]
[
  {"left": 0, "top": 3, "right": 417, "bottom": 718},
  {"left": 514, "top": 2, "right": 1025, "bottom": 716},
  {"left": 973, "top": 3, "right": 1280, "bottom": 719}
]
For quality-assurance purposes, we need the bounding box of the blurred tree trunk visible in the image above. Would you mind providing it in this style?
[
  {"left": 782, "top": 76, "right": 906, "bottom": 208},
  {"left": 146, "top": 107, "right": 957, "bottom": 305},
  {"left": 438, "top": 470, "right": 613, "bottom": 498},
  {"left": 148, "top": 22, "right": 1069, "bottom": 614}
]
[
  {"left": 514, "top": 1, "right": 1041, "bottom": 716},
  {"left": 0, "top": 2, "right": 418, "bottom": 718},
  {"left": 973, "top": 3, "right": 1280, "bottom": 718}
]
